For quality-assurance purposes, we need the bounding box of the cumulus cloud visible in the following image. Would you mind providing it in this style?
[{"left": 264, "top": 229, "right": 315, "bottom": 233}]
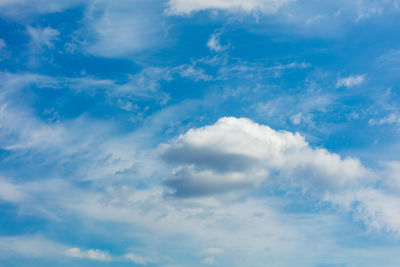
[
  {"left": 165, "top": 0, "right": 295, "bottom": 15},
  {"left": 160, "top": 117, "right": 368, "bottom": 197},
  {"left": 65, "top": 247, "right": 112, "bottom": 261},
  {"left": 336, "top": 74, "right": 366, "bottom": 88}
]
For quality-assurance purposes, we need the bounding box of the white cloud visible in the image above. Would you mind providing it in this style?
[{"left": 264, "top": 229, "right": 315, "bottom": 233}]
[
  {"left": 123, "top": 252, "right": 154, "bottom": 265},
  {"left": 369, "top": 113, "right": 400, "bottom": 126},
  {"left": 81, "top": 0, "right": 166, "bottom": 58},
  {"left": 0, "top": 73, "right": 64, "bottom": 150},
  {"left": 65, "top": 247, "right": 112, "bottom": 261},
  {"left": 336, "top": 74, "right": 366, "bottom": 88},
  {"left": 381, "top": 161, "right": 400, "bottom": 192},
  {"left": 160, "top": 117, "right": 369, "bottom": 197},
  {"left": 0, "top": 0, "right": 83, "bottom": 19},
  {"left": 0, "top": 71, "right": 172, "bottom": 183},
  {"left": 165, "top": 0, "right": 295, "bottom": 15},
  {"left": 268, "top": 62, "right": 311, "bottom": 71},
  {"left": 0, "top": 178, "right": 26, "bottom": 203},
  {"left": 0, "top": 236, "right": 67, "bottom": 258},
  {"left": 0, "top": 38, "right": 9, "bottom": 61},
  {"left": 67, "top": 184, "right": 400, "bottom": 266},
  {"left": 27, "top": 26, "right": 59, "bottom": 49},
  {"left": 66, "top": 186, "right": 311, "bottom": 260},
  {"left": 203, "top": 256, "right": 215, "bottom": 264},
  {"left": 26, "top": 26, "right": 60, "bottom": 66},
  {"left": 326, "top": 189, "right": 400, "bottom": 236},
  {"left": 290, "top": 112, "right": 304, "bottom": 125},
  {"left": 207, "top": 31, "right": 228, "bottom": 52},
  {"left": 0, "top": 39, "right": 5, "bottom": 50},
  {"left": 1, "top": 1, "right": 167, "bottom": 58},
  {"left": 178, "top": 64, "right": 214, "bottom": 81},
  {"left": 202, "top": 247, "right": 224, "bottom": 255}
]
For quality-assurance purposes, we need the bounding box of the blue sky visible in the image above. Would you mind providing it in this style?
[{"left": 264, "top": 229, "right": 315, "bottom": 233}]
[{"left": 1, "top": 0, "right": 400, "bottom": 266}]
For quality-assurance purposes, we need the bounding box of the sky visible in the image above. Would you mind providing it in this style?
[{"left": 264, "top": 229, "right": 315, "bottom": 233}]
[{"left": 1, "top": 0, "right": 400, "bottom": 266}]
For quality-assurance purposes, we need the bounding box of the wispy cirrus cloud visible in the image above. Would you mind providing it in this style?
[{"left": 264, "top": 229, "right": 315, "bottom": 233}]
[
  {"left": 369, "top": 113, "right": 400, "bottom": 126},
  {"left": 79, "top": 0, "right": 166, "bottom": 58},
  {"left": 27, "top": 26, "right": 59, "bottom": 50}
]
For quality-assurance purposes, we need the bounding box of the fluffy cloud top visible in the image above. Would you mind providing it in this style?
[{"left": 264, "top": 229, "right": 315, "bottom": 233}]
[
  {"left": 160, "top": 117, "right": 368, "bottom": 197},
  {"left": 165, "top": 0, "right": 294, "bottom": 15}
]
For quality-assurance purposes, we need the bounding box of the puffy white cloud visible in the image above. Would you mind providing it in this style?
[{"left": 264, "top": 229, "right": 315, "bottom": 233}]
[
  {"left": 160, "top": 117, "right": 369, "bottom": 197},
  {"left": 165, "top": 0, "right": 295, "bottom": 15},
  {"left": 65, "top": 247, "right": 112, "bottom": 261},
  {"left": 336, "top": 74, "right": 366, "bottom": 88}
]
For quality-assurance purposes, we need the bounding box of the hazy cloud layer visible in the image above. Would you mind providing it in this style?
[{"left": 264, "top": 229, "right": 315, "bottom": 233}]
[{"left": 165, "top": 0, "right": 295, "bottom": 15}]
